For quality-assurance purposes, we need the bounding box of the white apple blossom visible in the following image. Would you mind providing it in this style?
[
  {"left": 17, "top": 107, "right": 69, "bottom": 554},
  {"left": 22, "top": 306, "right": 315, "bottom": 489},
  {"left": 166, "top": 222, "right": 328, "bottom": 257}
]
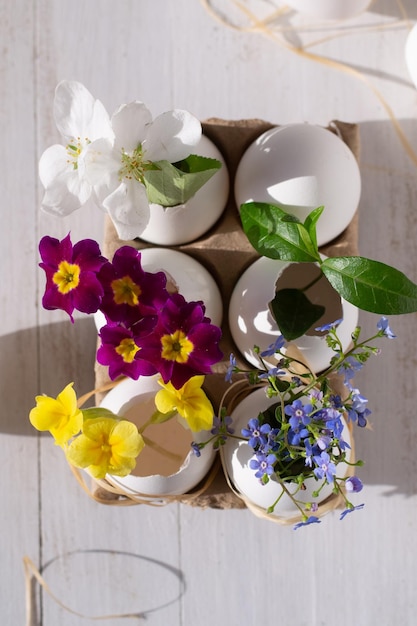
[
  {"left": 84, "top": 101, "right": 202, "bottom": 240},
  {"left": 39, "top": 80, "right": 114, "bottom": 216}
]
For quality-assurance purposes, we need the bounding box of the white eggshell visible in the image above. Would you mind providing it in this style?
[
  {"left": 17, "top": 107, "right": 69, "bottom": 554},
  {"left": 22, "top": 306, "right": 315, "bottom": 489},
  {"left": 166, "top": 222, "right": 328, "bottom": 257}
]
[
  {"left": 139, "top": 134, "right": 229, "bottom": 245},
  {"left": 234, "top": 124, "right": 361, "bottom": 246},
  {"left": 228, "top": 256, "right": 358, "bottom": 373},
  {"left": 100, "top": 376, "right": 216, "bottom": 497},
  {"left": 405, "top": 23, "right": 417, "bottom": 90},
  {"left": 222, "top": 387, "right": 353, "bottom": 517},
  {"left": 94, "top": 247, "right": 223, "bottom": 330},
  {"left": 283, "top": 0, "right": 372, "bottom": 20}
]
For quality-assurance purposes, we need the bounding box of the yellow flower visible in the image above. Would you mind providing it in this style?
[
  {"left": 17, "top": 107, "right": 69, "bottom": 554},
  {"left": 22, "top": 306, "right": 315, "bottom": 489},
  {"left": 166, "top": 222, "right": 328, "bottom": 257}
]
[
  {"left": 155, "top": 375, "right": 214, "bottom": 433},
  {"left": 29, "top": 382, "right": 83, "bottom": 446},
  {"left": 66, "top": 417, "right": 144, "bottom": 479}
]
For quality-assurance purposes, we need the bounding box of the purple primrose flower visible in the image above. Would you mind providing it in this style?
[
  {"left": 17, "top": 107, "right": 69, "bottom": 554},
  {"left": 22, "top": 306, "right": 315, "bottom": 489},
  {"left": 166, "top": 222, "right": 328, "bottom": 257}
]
[
  {"left": 98, "top": 246, "right": 169, "bottom": 327},
  {"left": 39, "top": 233, "right": 106, "bottom": 322},
  {"left": 138, "top": 293, "right": 223, "bottom": 389},
  {"left": 97, "top": 320, "right": 157, "bottom": 380}
]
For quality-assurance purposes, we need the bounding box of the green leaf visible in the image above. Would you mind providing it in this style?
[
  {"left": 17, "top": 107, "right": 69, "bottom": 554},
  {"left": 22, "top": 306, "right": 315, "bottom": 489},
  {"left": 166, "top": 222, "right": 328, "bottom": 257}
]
[
  {"left": 143, "top": 154, "right": 221, "bottom": 206},
  {"left": 81, "top": 407, "right": 120, "bottom": 421},
  {"left": 269, "top": 288, "right": 326, "bottom": 340},
  {"left": 321, "top": 256, "right": 417, "bottom": 314},
  {"left": 240, "top": 202, "right": 321, "bottom": 263},
  {"left": 303, "top": 206, "right": 324, "bottom": 251}
]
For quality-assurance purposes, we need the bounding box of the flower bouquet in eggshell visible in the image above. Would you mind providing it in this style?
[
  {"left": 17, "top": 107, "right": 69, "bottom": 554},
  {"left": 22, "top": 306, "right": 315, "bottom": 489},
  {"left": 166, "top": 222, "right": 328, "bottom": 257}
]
[{"left": 191, "top": 202, "right": 417, "bottom": 528}]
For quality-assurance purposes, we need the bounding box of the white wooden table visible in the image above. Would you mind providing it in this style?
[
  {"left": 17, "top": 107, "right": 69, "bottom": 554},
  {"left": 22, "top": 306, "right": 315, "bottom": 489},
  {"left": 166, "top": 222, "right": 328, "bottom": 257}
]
[{"left": 3, "top": 1, "right": 417, "bottom": 624}]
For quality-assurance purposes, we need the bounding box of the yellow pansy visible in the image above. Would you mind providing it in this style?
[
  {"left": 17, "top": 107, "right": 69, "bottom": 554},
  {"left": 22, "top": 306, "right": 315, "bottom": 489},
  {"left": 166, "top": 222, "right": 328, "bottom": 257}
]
[
  {"left": 29, "top": 382, "right": 83, "bottom": 446},
  {"left": 66, "top": 417, "right": 144, "bottom": 479},
  {"left": 155, "top": 375, "right": 214, "bottom": 433}
]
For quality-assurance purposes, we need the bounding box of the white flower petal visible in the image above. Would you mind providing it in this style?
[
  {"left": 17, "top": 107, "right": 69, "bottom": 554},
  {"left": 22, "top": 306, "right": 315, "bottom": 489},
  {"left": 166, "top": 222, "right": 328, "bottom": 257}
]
[
  {"left": 103, "top": 182, "right": 151, "bottom": 240},
  {"left": 40, "top": 170, "right": 91, "bottom": 216},
  {"left": 53, "top": 80, "right": 112, "bottom": 140},
  {"left": 39, "top": 144, "right": 70, "bottom": 187},
  {"left": 111, "top": 102, "right": 152, "bottom": 153},
  {"left": 82, "top": 138, "right": 120, "bottom": 194},
  {"left": 143, "top": 110, "right": 202, "bottom": 163}
]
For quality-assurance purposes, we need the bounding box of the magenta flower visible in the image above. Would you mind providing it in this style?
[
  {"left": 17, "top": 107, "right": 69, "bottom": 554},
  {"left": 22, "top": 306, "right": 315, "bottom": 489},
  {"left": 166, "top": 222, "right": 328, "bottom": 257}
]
[
  {"left": 97, "top": 320, "right": 157, "bottom": 380},
  {"left": 139, "top": 293, "right": 223, "bottom": 389},
  {"left": 39, "top": 233, "right": 106, "bottom": 322},
  {"left": 98, "top": 246, "right": 169, "bottom": 328}
]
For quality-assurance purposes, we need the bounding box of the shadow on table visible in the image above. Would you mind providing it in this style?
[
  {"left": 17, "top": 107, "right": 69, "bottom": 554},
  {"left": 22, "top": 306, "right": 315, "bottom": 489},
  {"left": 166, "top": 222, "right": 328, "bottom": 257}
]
[
  {"left": 371, "top": 0, "right": 417, "bottom": 19},
  {"left": 26, "top": 549, "right": 185, "bottom": 626},
  {"left": 0, "top": 318, "right": 97, "bottom": 437}
]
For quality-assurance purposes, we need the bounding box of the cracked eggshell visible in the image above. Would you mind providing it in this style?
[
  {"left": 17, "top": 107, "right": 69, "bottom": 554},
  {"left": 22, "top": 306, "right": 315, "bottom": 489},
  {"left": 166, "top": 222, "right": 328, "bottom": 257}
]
[
  {"left": 100, "top": 375, "right": 216, "bottom": 498},
  {"left": 222, "top": 387, "right": 353, "bottom": 516},
  {"left": 234, "top": 123, "right": 361, "bottom": 247},
  {"left": 139, "top": 134, "right": 230, "bottom": 245}
]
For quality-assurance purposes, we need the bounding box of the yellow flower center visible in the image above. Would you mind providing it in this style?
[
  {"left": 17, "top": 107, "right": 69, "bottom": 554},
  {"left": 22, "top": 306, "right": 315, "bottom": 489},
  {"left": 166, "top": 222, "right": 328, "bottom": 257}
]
[
  {"left": 161, "top": 330, "right": 194, "bottom": 363},
  {"left": 53, "top": 261, "right": 81, "bottom": 294},
  {"left": 111, "top": 275, "right": 142, "bottom": 306},
  {"left": 66, "top": 136, "right": 91, "bottom": 170},
  {"left": 119, "top": 145, "right": 152, "bottom": 182},
  {"left": 115, "top": 338, "right": 140, "bottom": 363}
]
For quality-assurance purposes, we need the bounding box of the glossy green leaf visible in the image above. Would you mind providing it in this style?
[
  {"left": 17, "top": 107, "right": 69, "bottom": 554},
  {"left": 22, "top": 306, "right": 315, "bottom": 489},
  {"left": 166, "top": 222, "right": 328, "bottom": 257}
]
[
  {"left": 240, "top": 202, "right": 321, "bottom": 262},
  {"left": 321, "top": 256, "right": 417, "bottom": 314},
  {"left": 303, "top": 206, "right": 324, "bottom": 251},
  {"left": 143, "top": 154, "right": 221, "bottom": 206},
  {"left": 269, "top": 288, "right": 326, "bottom": 340}
]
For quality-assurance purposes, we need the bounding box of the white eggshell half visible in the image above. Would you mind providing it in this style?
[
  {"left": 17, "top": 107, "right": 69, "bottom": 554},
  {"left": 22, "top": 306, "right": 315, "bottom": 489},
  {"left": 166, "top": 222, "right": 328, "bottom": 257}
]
[
  {"left": 94, "top": 247, "right": 223, "bottom": 330},
  {"left": 234, "top": 124, "right": 361, "bottom": 246},
  {"left": 100, "top": 375, "right": 216, "bottom": 497},
  {"left": 222, "top": 387, "right": 353, "bottom": 516},
  {"left": 139, "top": 134, "right": 229, "bottom": 245},
  {"left": 228, "top": 256, "right": 359, "bottom": 373}
]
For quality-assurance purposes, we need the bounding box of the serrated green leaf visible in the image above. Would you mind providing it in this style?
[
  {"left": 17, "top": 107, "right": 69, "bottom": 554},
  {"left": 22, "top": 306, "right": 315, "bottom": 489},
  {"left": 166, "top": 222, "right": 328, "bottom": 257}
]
[
  {"left": 269, "top": 288, "right": 326, "bottom": 340},
  {"left": 143, "top": 154, "right": 221, "bottom": 206},
  {"left": 240, "top": 202, "right": 321, "bottom": 263},
  {"left": 82, "top": 407, "right": 120, "bottom": 421},
  {"left": 321, "top": 256, "right": 417, "bottom": 314},
  {"left": 303, "top": 206, "right": 324, "bottom": 251}
]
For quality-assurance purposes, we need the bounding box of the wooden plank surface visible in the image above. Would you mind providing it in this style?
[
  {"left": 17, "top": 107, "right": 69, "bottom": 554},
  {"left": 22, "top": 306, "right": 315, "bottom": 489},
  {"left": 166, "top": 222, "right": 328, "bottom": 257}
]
[{"left": 2, "top": 0, "right": 417, "bottom": 624}]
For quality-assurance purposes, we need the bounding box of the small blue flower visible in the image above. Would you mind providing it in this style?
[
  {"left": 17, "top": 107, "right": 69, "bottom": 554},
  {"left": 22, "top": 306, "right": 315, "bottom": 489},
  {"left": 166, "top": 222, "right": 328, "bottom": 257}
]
[
  {"left": 260, "top": 336, "right": 286, "bottom": 357},
  {"left": 377, "top": 316, "right": 396, "bottom": 339},
  {"left": 338, "top": 356, "right": 363, "bottom": 383},
  {"left": 191, "top": 442, "right": 202, "bottom": 457},
  {"left": 347, "top": 389, "right": 371, "bottom": 427},
  {"left": 242, "top": 418, "right": 271, "bottom": 449},
  {"left": 345, "top": 476, "right": 363, "bottom": 493},
  {"left": 249, "top": 452, "right": 276, "bottom": 480},
  {"left": 293, "top": 515, "right": 321, "bottom": 530},
  {"left": 315, "top": 318, "right": 343, "bottom": 332},
  {"left": 225, "top": 353, "right": 237, "bottom": 383},
  {"left": 329, "top": 394, "right": 343, "bottom": 409},
  {"left": 284, "top": 399, "right": 313, "bottom": 425},
  {"left": 258, "top": 367, "right": 286, "bottom": 380},
  {"left": 288, "top": 418, "right": 309, "bottom": 446},
  {"left": 313, "top": 451, "right": 337, "bottom": 483},
  {"left": 340, "top": 503, "right": 365, "bottom": 520}
]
